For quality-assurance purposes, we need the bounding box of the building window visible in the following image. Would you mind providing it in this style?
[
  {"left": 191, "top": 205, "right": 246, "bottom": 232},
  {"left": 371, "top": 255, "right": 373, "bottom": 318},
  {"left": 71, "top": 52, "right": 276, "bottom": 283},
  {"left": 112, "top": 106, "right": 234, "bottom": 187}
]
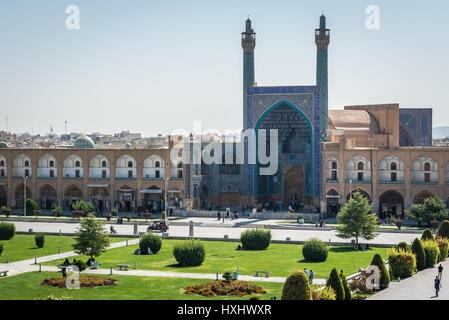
[
  {"left": 425, "top": 173, "right": 431, "bottom": 183},
  {"left": 332, "top": 161, "right": 337, "bottom": 170},
  {"left": 0, "top": 160, "right": 4, "bottom": 166},
  {"left": 25, "top": 160, "right": 29, "bottom": 167},
  {"left": 75, "top": 170, "right": 80, "bottom": 178},
  {"left": 25, "top": 169, "right": 29, "bottom": 177},
  {"left": 357, "top": 162, "right": 364, "bottom": 171},
  {"left": 391, "top": 172, "right": 397, "bottom": 182},
  {"left": 358, "top": 172, "right": 364, "bottom": 181},
  {"left": 391, "top": 162, "right": 397, "bottom": 171},
  {"left": 49, "top": 161, "right": 54, "bottom": 167},
  {"left": 128, "top": 161, "right": 133, "bottom": 168},
  {"left": 102, "top": 170, "right": 107, "bottom": 178},
  {"left": 177, "top": 162, "right": 183, "bottom": 169},
  {"left": 102, "top": 161, "right": 107, "bottom": 167},
  {"left": 128, "top": 170, "right": 133, "bottom": 178},
  {"left": 155, "top": 161, "right": 160, "bottom": 168},
  {"left": 50, "top": 170, "right": 54, "bottom": 178},
  {"left": 0, "top": 169, "right": 4, "bottom": 177},
  {"left": 178, "top": 170, "right": 183, "bottom": 178},
  {"left": 424, "top": 162, "right": 431, "bottom": 171},
  {"left": 155, "top": 170, "right": 160, "bottom": 178},
  {"left": 331, "top": 170, "right": 337, "bottom": 181},
  {"left": 75, "top": 161, "right": 80, "bottom": 167}
]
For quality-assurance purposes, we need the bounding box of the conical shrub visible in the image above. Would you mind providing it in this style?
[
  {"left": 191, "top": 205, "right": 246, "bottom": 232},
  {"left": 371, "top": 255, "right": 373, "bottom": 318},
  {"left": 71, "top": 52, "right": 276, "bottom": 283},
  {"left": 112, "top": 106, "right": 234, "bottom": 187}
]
[
  {"left": 281, "top": 270, "right": 312, "bottom": 300},
  {"left": 326, "top": 268, "right": 345, "bottom": 300},
  {"left": 421, "top": 229, "right": 435, "bottom": 241},
  {"left": 341, "top": 273, "right": 351, "bottom": 300},
  {"left": 370, "top": 253, "right": 390, "bottom": 288},
  {"left": 411, "top": 238, "right": 426, "bottom": 271},
  {"left": 396, "top": 242, "right": 411, "bottom": 252},
  {"left": 437, "top": 220, "right": 449, "bottom": 239}
]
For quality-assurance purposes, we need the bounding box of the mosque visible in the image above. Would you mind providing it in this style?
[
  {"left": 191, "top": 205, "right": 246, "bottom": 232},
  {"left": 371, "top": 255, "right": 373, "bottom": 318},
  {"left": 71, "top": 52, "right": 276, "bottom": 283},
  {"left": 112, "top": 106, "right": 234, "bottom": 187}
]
[{"left": 186, "top": 15, "right": 440, "bottom": 217}]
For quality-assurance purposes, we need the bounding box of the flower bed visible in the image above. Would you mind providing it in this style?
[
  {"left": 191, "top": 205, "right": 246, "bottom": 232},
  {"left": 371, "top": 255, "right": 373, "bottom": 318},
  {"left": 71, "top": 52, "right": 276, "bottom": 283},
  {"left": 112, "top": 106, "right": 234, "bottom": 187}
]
[
  {"left": 184, "top": 280, "right": 266, "bottom": 297},
  {"left": 41, "top": 276, "right": 117, "bottom": 289}
]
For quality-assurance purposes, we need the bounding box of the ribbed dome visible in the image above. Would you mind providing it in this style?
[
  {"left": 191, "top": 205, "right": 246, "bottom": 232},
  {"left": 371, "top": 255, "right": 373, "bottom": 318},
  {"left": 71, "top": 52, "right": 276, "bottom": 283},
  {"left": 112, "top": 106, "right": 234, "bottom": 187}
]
[{"left": 74, "top": 135, "right": 95, "bottom": 148}]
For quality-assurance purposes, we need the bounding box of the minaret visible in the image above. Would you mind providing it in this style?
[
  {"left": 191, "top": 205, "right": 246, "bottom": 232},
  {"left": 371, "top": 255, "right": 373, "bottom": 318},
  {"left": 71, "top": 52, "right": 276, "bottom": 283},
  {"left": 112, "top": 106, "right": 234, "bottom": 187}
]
[
  {"left": 315, "top": 14, "right": 330, "bottom": 142},
  {"left": 242, "top": 17, "right": 256, "bottom": 130}
]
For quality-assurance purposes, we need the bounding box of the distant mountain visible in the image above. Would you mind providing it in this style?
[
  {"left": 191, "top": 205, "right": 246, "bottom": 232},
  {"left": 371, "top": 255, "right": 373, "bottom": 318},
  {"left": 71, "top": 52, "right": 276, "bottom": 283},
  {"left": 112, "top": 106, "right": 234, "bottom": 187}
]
[{"left": 433, "top": 127, "right": 449, "bottom": 139}]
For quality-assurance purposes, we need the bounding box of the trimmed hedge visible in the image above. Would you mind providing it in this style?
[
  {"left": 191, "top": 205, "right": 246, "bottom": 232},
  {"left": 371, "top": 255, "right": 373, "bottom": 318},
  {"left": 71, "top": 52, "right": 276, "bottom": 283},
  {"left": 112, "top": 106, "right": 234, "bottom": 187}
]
[
  {"left": 421, "top": 239, "right": 439, "bottom": 267},
  {"left": 341, "top": 273, "right": 351, "bottom": 300},
  {"left": 411, "top": 238, "right": 426, "bottom": 271},
  {"left": 396, "top": 242, "right": 411, "bottom": 252},
  {"left": 436, "top": 236, "right": 449, "bottom": 261},
  {"left": 34, "top": 233, "right": 45, "bottom": 248},
  {"left": 388, "top": 248, "right": 416, "bottom": 278},
  {"left": 421, "top": 229, "right": 435, "bottom": 241},
  {"left": 302, "top": 238, "right": 328, "bottom": 262},
  {"left": 437, "top": 220, "right": 449, "bottom": 239},
  {"left": 370, "top": 253, "right": 390, "bottom": 288},
  {"left": 326, "top": 268, "right": 345, "bottom": 300},
  {"left": 281, "top": 270, "right": 312, "bottom": 300},
  {"left": 139, "top": 233, "right": 162, "bottom": 254},
  {"left": 173, "top": 239, "right": 206, "bottom": 266},
  {"left": 240, "top": 229, "right": 271, "bottom": 250},
  {"left": 0, "top": 222, "right": 15, "bottom": 240}
]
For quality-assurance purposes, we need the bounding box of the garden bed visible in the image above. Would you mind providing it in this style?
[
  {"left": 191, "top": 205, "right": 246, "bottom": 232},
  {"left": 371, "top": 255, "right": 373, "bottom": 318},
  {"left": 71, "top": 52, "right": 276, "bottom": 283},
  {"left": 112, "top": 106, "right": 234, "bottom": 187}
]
[
  {"left": 41, "top": 276, "right": 117, "bottom": 288},
  {"left": 184, "top": 280, "right": 266, "bottom": 297}
]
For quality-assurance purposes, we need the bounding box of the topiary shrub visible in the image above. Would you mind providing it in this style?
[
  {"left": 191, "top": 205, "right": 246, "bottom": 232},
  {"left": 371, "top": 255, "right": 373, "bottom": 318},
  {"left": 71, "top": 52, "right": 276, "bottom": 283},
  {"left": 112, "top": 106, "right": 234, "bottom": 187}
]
[
  {"left": 318, "top": 287, "right": 336, "bottom": 300},
  {"left": 34, "top": 233, "right": 45, "bottom": 248},
  {"left": 281, "top": 270, "right": 312, "bottom": 300},
  {"left": 341, "top": 273, "right": 351, "bottom": 300},
  {"left": 411, "top": 238, "right": 426, "bottom": 271},
  {"left": 0, "top": 222, "right": 15, "bottom": 240},
  {"left": 240, "top": 229, "right": 271, "bottom": 250},
  {"left": 387, "top": 248, "right": 416, "bottom": 278},
  {"left": 437, "top": 220, "right": 449, "bottom": 239},
  {"left": 139, "top": 233, "right": 162, "bottom": 254},
  {"left": 302, "top": 238, "right": 328, "bottom": 262},
  {"left": 396, "top": 242, "right": 411, "bottom": 252},
  {"left": 370, "top": 253, "right": 390, "bottom": 288},
  {"left": 421, "top": 229, "right": 435, "bottom": 241},
  {"left": 436, "top": 236, "right": 449, "bottom": 261},
  {"left": 421, "top": 239, "right": 439, "bottom": 267},
  {"left": 173, "top": 239, "right": 206, "bottom": 266},
  {"left": 72, "top": 260, "right": 87, "bottom": 272},
  {"left": 0, "top": 243, "right": 3, "bottom": 256},
  {"left": 326, "top": 268, "right": 345, "bottom": 300}
]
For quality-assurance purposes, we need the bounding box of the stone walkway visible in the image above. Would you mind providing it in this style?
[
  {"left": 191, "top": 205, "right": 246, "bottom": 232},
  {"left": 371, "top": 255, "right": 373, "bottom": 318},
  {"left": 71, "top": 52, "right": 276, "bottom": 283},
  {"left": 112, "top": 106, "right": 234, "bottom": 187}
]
[{"left": 369, "top": 259, "right": 449, "bottom": 300}]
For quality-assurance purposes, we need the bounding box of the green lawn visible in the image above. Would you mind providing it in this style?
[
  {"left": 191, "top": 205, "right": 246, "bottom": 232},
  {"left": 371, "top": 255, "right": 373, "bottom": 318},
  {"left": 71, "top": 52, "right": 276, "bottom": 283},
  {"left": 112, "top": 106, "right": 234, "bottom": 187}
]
[
  {"left": 0, "top": 235, "right": 125, "bottom": 263},
  {"left": 44, "top": 240, "right": 389, "bottom": 279},
  {"left": 0, "top": 272, "right": 284, "bottom": 300}
]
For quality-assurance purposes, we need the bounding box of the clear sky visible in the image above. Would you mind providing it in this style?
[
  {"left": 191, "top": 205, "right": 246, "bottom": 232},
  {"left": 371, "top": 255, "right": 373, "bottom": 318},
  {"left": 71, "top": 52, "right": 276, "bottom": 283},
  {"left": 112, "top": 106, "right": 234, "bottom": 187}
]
[{"left": 1, "top": 0, "right": 448, "bottom": 136}]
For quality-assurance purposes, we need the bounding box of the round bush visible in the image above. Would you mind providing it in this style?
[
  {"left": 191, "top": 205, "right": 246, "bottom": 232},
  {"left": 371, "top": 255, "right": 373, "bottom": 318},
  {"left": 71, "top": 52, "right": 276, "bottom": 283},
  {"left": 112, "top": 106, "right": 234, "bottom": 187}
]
[
  {"left": 139, "top": 233, "right": 162, "bottom": 254},
  {"left": 240, "top": 229, "right": 271, "bottom": 250},
  {"left": 34, "top": 233, "right": 45, "bottom": 248},
  {"left": 387, "top": 248, "right": 416, "bottom": 278},
  {"left": 421, "top": 239, "right": 439, "bottom": 267},
  {"left": 436, "top": 236, "right": 449, "bottom": 261},
  {"left": 437, "top": 220, "right": 449, "bottom": 239},
  {"left": 396, "top": 242, "right": 410, "bottom": 252},
  {"left": 0, "top": 222, "right": 15, "bottom": 240},
  {"left": 302, "top": 238, "right": 328, "bottom": 262},
  {"left": 411, "top": 238, "right": 426, "bottom": 271},
  {"left": 421, "top": 229, "right": 435, "bottom": 241},
  {"left": 326, "top": 268, "right": 345, "bottom": 300},
  {"left": 281, "top": 270, "right": 312, "bottom": 300},
  {"left": 371, "top": 253, "right": 390, "bottom": 288},
  {"left": 71, "top": 260, "right": 87, "bottom": 272},
  {"left": 173, "top": 239, "right": 206, "bottom": 266}
]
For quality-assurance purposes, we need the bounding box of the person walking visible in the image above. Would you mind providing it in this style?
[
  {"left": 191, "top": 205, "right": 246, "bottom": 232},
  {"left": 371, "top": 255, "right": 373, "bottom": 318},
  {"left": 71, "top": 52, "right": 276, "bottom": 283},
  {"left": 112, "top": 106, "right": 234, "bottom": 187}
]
[
  {"left": 217, "top": 211, "right": 221, "bottom": 221},
  {"left": 438, "top": 264, "right": 444, "bottom": 280},
  {"left": 435, "top": 276, "right": 441, "bottom": 297},
  {"left": 309, "top": 270, "right": 314, "bottom": 285},
  {"left": 303, "top": 268, "right": 308, "bottom": 277}
]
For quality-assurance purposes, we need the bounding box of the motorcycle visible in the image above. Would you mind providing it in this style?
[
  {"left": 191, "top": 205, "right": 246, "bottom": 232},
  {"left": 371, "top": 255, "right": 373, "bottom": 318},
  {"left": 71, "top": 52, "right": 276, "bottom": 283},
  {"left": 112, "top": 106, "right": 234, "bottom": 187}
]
[{"left": 147, "top": 221, "right": 169, "bottom": 232}]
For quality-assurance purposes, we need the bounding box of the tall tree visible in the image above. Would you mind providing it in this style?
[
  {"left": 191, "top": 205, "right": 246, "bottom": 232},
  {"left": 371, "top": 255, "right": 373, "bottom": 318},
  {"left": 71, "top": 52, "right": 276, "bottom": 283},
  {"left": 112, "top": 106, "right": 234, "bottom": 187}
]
[
  {"left": 72, "top": 214, "right": 110, "bottom": 259},
  {"left": 407, "top": 197, "right": 448, "bottom": 227},
  {"left": 336, "top": 192, "right": 378, "bottom": 248}
]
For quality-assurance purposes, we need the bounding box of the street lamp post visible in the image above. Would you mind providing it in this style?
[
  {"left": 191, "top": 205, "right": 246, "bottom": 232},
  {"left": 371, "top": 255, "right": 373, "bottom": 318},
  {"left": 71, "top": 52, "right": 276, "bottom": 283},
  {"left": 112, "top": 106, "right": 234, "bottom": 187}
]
[{"left": 23, "top": 176, "right": 29, "bottom": 217}]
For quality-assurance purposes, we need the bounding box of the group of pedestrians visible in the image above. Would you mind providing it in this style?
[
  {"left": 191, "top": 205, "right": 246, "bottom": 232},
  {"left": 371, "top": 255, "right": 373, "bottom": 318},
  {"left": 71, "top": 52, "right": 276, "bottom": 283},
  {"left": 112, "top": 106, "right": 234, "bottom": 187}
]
[
  {"left": 216, "top": 210, "right": 239, "bottom": 223},
  {"left": 435, "top": 264, "right": 444, "bottom": 297},
  {"left": 303, "top": 268, "right": 314, "bottom": 284}
]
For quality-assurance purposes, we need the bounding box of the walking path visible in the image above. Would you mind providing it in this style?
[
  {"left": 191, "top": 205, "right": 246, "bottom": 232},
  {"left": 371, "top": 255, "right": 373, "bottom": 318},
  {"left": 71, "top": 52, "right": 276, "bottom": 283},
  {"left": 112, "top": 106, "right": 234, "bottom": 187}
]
[{"left": 369, "top": 259, "right": 449, "bottom": 300}]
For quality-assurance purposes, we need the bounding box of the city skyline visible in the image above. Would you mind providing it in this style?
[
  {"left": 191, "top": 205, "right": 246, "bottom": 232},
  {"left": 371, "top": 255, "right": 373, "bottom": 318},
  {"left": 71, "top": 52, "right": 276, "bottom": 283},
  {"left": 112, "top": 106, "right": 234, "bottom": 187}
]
[{"left": 1, "top": 0, "right": 448, "bottom": 136}]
